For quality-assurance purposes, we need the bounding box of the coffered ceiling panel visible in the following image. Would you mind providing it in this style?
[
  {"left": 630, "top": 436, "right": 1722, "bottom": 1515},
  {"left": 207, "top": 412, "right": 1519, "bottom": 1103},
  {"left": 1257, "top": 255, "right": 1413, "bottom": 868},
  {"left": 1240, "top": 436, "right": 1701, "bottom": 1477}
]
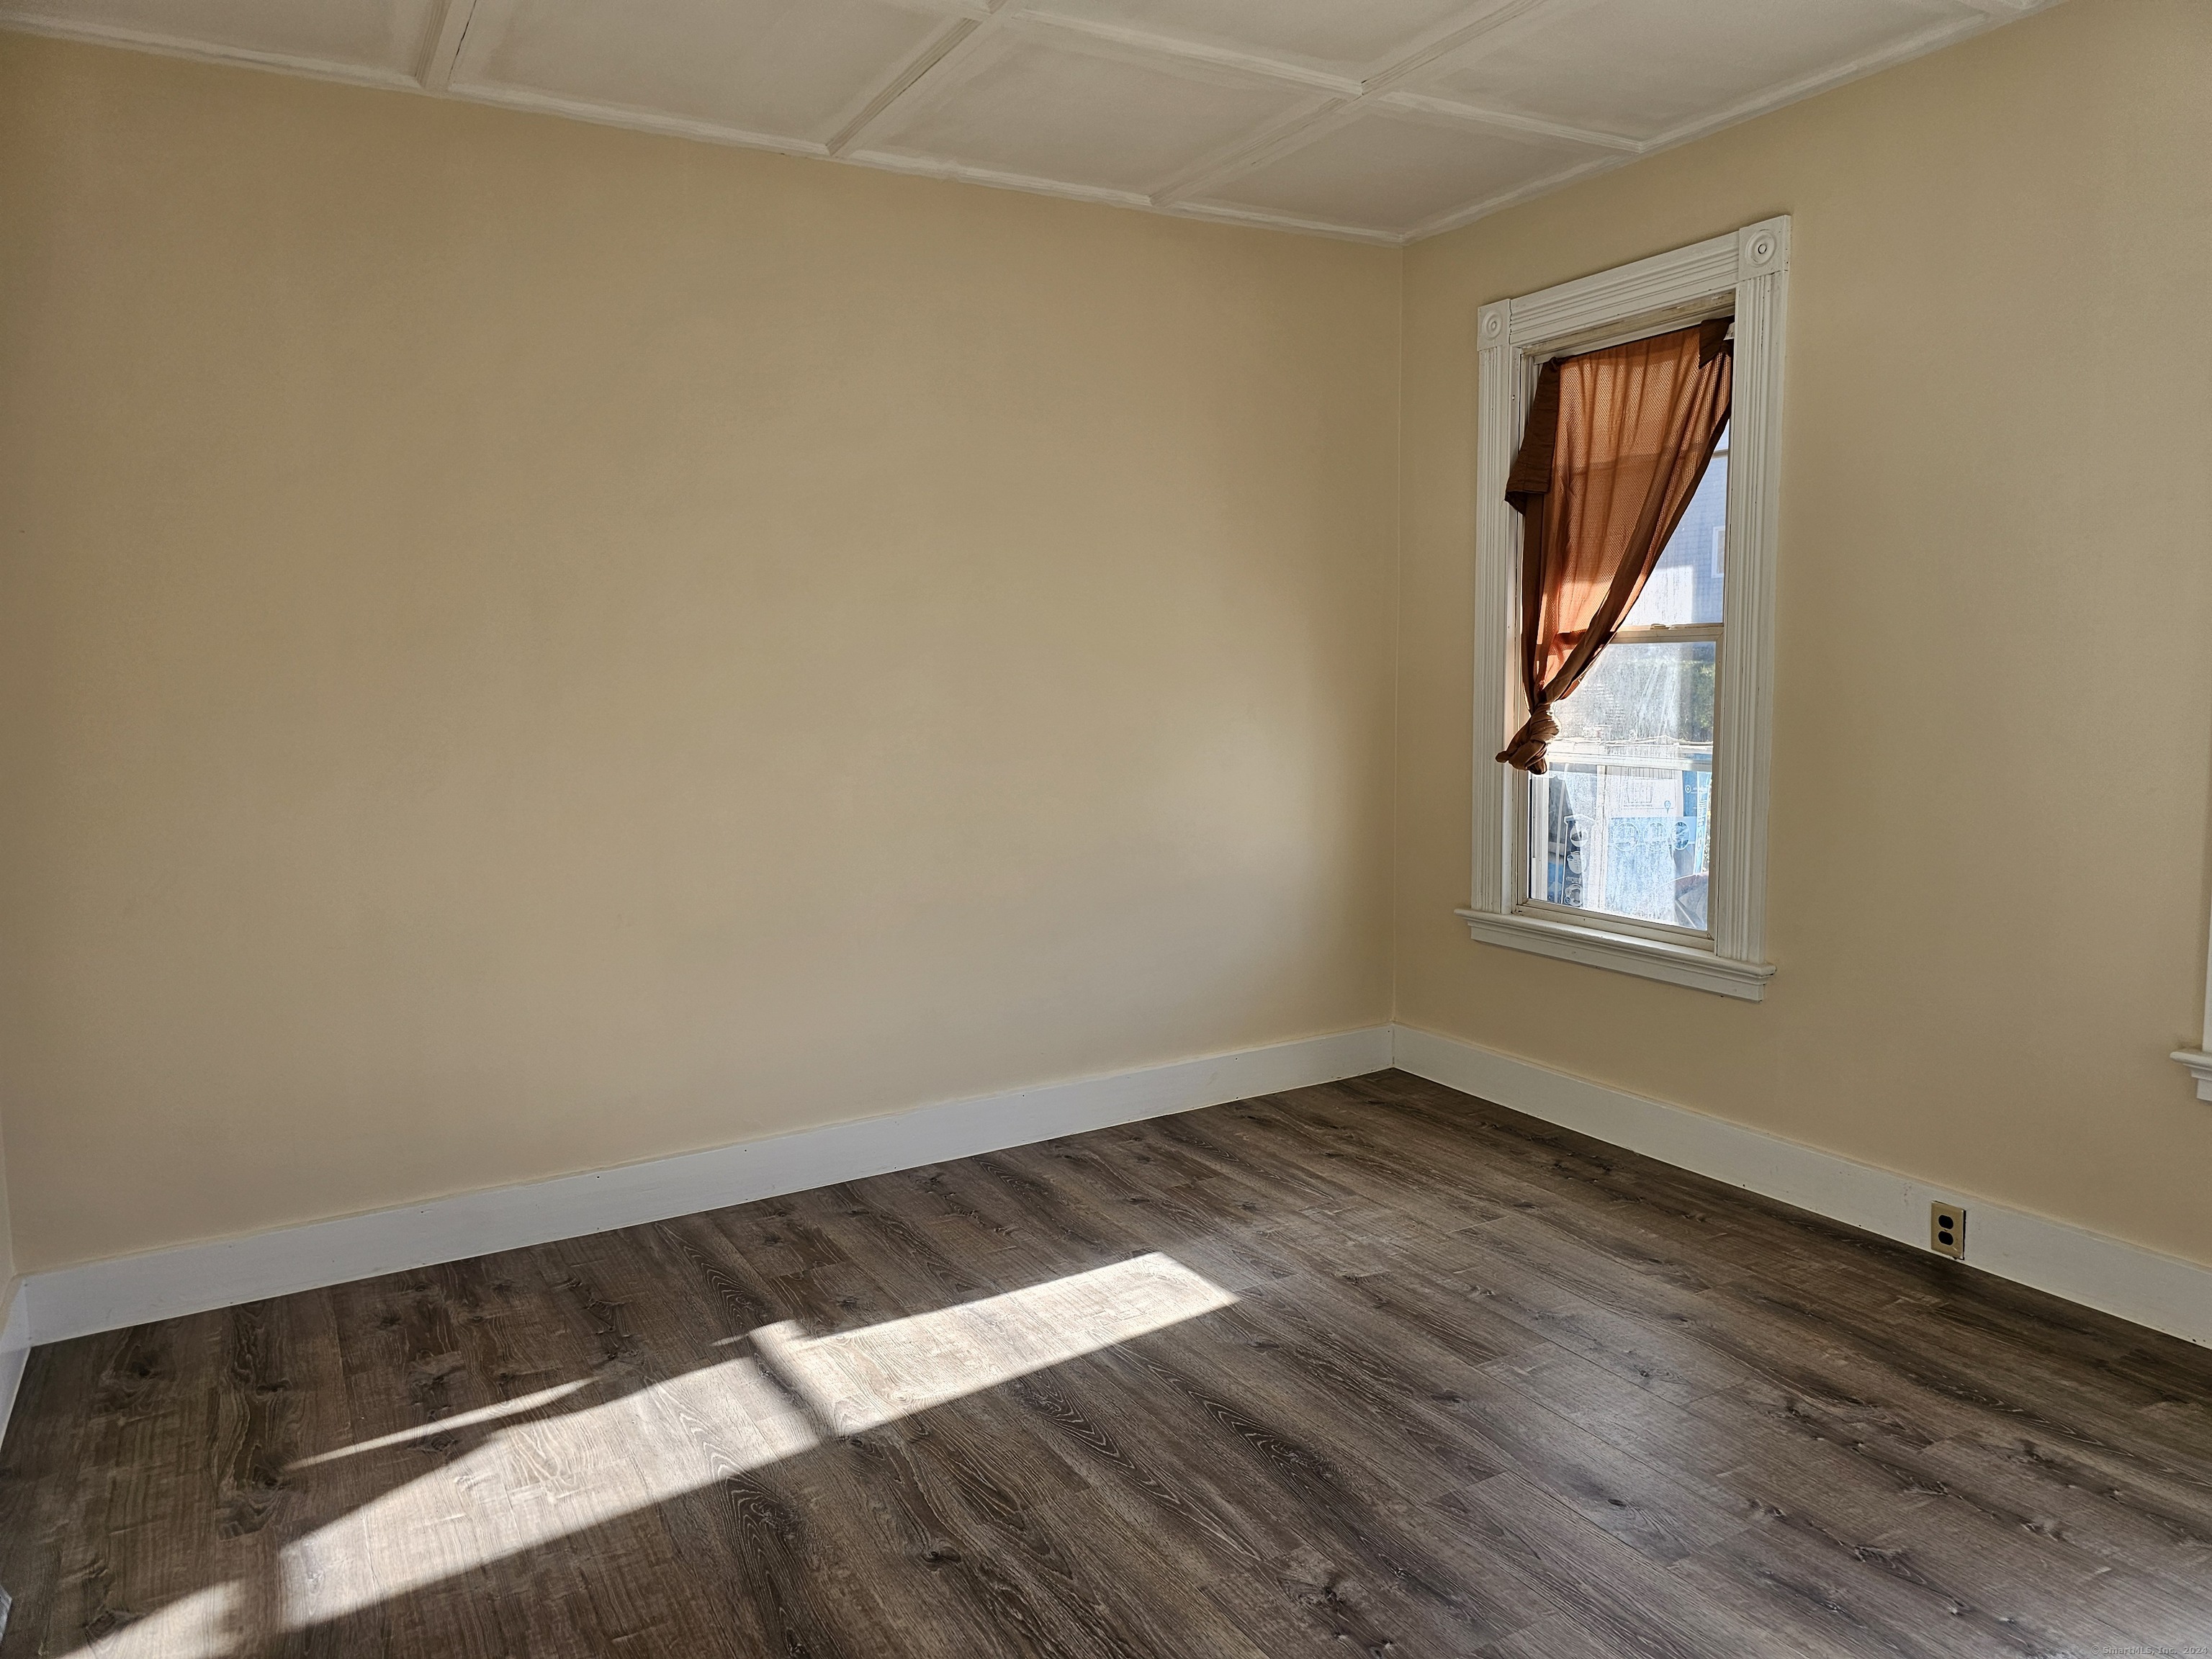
[
  {"left": 1421, "top": 0, "right": 1987, "bottom": 143},
  {"left": 0, "top": 0, "right": 2064, "bottom": 241},
  {"left": 460, "top": 0, "right": 949, "bottom": 143},
  {"left": 863, "top": 30, "right": 1323, "bottom": 197},
  {"left": 1199, "top": 108, "right": 1609, "bottom": 235}
]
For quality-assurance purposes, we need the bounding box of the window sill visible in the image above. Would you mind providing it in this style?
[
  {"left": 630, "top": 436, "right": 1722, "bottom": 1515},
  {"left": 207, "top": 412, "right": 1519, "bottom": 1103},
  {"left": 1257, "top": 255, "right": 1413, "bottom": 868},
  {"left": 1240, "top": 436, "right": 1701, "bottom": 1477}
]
[
  {"left": 2172, "top": 1051, "right": 2212, "bottom": 1102},
  {"left": 1455, "top": 907, "right": 1775, "bottom": 1002}
]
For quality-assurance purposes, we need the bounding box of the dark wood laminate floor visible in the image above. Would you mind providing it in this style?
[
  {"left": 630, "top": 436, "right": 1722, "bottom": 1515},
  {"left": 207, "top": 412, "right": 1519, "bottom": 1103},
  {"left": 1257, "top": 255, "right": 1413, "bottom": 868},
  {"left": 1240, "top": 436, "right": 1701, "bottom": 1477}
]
[{"left": 6, "top": 1071, "right": 2212, "bottom": 1658}]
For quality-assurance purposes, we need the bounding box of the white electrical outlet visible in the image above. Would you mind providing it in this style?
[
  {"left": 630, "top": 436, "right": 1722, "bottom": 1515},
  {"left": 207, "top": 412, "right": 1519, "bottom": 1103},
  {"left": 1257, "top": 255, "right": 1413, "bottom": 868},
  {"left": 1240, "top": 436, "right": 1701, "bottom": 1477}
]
[{"left": 1930, "top": 1202, "right": 1966, "bottom": 1260}]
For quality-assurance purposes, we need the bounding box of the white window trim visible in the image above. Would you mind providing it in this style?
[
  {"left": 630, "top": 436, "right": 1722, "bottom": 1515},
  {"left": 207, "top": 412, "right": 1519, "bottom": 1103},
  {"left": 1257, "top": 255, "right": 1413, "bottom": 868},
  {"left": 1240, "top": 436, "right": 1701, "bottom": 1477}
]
[
  {"left": 1458, "top": 217, "right": 1789, "bottom": 1002},
  {"left": 2172, "top": 922, "right": 2212, "bottom": 1099}
]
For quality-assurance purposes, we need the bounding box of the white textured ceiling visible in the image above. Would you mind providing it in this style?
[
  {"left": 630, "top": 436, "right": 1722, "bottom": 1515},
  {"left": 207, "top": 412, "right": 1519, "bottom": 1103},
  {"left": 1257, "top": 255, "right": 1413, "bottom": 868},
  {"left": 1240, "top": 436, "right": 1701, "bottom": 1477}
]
[{"left": 0, "top": 0, "right": 2057, "bottom": 243}]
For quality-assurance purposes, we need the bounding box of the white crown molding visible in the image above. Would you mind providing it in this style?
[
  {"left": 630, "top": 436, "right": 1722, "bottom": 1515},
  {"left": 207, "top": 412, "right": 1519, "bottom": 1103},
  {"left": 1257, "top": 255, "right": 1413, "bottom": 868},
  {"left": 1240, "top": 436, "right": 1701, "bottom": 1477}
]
[
  {"left": 1405, "top": 9, "right": 2000, "bottom": 242},
  {"left": 840, "top": 145, "right": 1398, "bottom": 243},
  {"left": 1619, "top": 13, "right": 1990, "bottom": 169},
  {"left": 0, "top": 6, "right": 1383, "bottom": 244},
  {"left": 345, "top": 9, "right": 1301, "bottom": 251},
  {"left": 450, "top": 68, "right": 1392, "bottom": 243},
  {"left": 1391, "top": 1025, "right": 2212, "bottom": 1349},
  {"left": 449, "top": 79, "right": 833, "bottom": 161},
  {"left": 17, "top": 1026, "right": 1393, "bottom": 1345},
  {"left": 843, "top": 146, "right": 1152, "bottom": 209},
  {"left": 1400, "top": 147, "right": 1629, "bottom": 244},
  {"left": 0, "top": 0, "right": 2059, "bottom": 246},
  {"left": 0, "top": 9, "right": 420, "bottom": 90},
  {"left": 1138, "top": 194, "right": 1401, "bottom": 245}
]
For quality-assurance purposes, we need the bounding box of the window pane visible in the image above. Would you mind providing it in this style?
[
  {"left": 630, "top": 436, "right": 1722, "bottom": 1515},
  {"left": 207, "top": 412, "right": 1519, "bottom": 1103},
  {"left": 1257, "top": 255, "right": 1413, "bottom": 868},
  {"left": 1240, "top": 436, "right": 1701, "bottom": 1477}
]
[
  {"left": 1529, "top": 639, "right": 1715, "bottom": 930},
  {"left": 1621, "top": 428, "right": 1726, "bottom": 628}
]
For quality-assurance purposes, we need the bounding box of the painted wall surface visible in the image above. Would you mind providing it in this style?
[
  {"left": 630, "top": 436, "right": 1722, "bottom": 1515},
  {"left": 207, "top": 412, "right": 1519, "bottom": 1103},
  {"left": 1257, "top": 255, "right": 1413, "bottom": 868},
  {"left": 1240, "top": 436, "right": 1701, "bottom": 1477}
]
[
  {"left": 6, "top": 0, "right": 2208, "bottom": 1290},
  {"left": 0, "top": 35, "right": 1401, "bottom": 1270},
  {"left": 1396, "top": 0, "right": 2212, "bottom": 1265}
]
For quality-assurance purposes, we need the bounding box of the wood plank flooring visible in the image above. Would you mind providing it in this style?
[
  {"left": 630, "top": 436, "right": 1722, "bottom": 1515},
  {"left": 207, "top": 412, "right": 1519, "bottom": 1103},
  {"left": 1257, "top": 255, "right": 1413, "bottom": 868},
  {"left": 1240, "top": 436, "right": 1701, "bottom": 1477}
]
[{"left": 5, "top": 1069, "right": 2212, "bottom": 1657}]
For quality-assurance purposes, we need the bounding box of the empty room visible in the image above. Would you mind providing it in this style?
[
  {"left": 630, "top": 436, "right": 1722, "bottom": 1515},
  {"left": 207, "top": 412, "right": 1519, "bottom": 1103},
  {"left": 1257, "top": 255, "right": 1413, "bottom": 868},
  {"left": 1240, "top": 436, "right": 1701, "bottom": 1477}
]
[{"left": 0, "top": 0, "right": 2208, "bottom": 1652}]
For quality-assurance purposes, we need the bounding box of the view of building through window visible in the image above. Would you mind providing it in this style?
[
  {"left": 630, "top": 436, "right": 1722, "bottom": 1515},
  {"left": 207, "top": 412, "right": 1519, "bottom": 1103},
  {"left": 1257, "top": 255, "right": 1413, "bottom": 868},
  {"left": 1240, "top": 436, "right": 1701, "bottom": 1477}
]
[{"left": 1527, "top": 426, "right": 1726, "bottom": 932}]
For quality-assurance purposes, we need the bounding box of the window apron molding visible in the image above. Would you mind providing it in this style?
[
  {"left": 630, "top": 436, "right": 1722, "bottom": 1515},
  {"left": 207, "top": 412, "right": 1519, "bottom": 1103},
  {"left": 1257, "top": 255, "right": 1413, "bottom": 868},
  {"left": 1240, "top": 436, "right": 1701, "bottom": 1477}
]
[{"left": 1459, "top": 218, "right": 1789, "bottom": 1001}]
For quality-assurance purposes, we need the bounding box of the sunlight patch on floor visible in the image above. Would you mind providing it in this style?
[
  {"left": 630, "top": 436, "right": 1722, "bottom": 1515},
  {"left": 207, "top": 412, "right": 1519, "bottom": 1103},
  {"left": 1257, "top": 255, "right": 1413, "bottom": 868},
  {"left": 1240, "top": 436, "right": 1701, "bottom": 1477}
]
[
  {"left": 245, "top": 1252, "right": 1227, "bottom": 1639},
  {"left": 278, "top": 1352, "right": 814, "bottom": 1628},
  {"left": 287, "top": 1380, "right": 593, "bottom": 1469},
  {"left": 72, "top": 1583, "right": 238, "bottom": 1658},
  {"left": 58, "top": 1253, "right": 1233, "bottom": 1652},
  {"left": 752, "top": 1250, "right": 1236, "bottom": 1434}
]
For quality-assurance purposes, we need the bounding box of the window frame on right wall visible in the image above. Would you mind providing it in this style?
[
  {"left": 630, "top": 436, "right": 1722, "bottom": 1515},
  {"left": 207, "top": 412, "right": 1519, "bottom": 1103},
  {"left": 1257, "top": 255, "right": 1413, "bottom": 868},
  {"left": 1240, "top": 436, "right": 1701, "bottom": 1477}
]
[{"left": 1460, "top": 217, "right": 1789, "bottom": 1001}]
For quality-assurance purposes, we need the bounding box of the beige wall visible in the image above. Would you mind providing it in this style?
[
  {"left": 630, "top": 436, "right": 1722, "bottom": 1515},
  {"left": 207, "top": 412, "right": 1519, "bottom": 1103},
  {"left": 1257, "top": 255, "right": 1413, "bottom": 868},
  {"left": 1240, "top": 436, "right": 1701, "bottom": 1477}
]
[
  {"left": 1397, "top": 0, "right": 2212, "bottom": 1265},
  {"left": 0, "top": 35, "right": 1401, "bottom": 1271},
  {"left": 6, "top": 0, "right": 2208, "bottom": 1288}
]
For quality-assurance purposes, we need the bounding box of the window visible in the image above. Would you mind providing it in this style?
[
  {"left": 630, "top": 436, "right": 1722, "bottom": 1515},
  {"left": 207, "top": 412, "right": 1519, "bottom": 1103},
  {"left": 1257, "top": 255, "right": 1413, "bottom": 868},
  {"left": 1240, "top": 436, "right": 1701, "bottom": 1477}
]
[
  {"left": 1461, "top": 221, "right": 1787, "bottom": 1000},
  {"left": 1525, "top": 426, "right": 1725, "bottom": 938}
]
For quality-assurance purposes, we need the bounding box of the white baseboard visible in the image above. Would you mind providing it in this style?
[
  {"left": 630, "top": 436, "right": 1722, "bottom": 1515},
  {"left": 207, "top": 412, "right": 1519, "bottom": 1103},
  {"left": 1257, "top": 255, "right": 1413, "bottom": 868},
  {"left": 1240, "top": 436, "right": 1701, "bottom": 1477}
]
[
  {"left": 22, "top": 1025, "right": 1393, "bottom": 1346},
  {"left": 1390, "top": 1023, "right": 2212, "bottom": 1350},
  {"left": 0, "top": 1281, "right": 28, "bottom": 1447},
  {"left": 22, "top": 1019, "right": 2208, "bottom": 1357}
]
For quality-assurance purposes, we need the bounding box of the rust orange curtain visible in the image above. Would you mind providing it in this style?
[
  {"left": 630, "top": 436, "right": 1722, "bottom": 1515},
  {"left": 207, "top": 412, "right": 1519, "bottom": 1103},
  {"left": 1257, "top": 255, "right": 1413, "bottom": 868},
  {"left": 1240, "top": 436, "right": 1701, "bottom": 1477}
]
[{"left": 1498, "top": 319, "right": 1733, "bottom": 773}]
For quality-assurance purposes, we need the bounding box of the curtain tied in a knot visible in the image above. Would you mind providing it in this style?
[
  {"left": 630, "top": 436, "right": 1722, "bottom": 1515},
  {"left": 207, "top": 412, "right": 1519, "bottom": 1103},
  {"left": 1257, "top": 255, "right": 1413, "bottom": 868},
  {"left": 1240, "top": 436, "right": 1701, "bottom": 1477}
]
[{"left": 1496, "top": 704, "right": 1559, "bottom": 775}]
